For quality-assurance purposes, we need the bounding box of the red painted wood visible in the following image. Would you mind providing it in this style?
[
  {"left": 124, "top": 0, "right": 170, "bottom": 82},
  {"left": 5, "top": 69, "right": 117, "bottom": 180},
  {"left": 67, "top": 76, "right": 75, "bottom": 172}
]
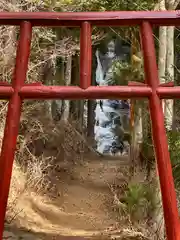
[
  {"left": 0, "top": 21, "right": 32, "bottom": 239},
  {"left": 80, "top": 22, "right": 92, "bottom": 89},
  {"left": 0, "top": 82, "right": 10, "bottom": 86},
  {"left": 0, "top": 87, "right": 13, "bottom": 98},
  {"left": 0, "top": 11, "right": 179, "bottom": 240},
  {"left": 25, "top": 82, "right": 43, "bottom": 86},
  {"left": 157, "top": 86, "right": 180, "bottom": 98},
  {"left": 0, "top": 11, "right": 180, "bottom": 26},
  {"left": 128, "top": 81, "right": 147, "bottom": 86},
  {"left": 0, "top": 82, "right": 42, "bottom": 86},
  {"left": 19, "top": 85, "right": 152, "bottom": 99},
  {"left": 159, "top": 81, "right": 174, "bottom": 87},
  {"left": 141, "top": 21, "right": 180, "bottom": 240}
]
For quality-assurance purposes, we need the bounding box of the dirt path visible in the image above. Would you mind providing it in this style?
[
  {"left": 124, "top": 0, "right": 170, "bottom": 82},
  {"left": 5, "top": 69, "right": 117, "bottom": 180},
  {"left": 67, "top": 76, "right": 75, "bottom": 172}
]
[{"left": 4, "top": 156, "right": 129, "bottom": 239}]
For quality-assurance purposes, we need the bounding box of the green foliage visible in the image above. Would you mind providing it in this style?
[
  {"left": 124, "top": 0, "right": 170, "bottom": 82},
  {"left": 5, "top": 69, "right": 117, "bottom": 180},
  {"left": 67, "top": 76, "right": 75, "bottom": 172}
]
[
  {"left": 139, "top": 108, "right": 180, "bottom": 189},
  {"left": 119, "top": 182, "right": 156, "bottom": 221},
  {"left": 140, "top": 106, "right": 155, "bottom": 166},
  {"left": 111, "top": 59, "right": 144, "bottom": 85},
  {"left": 140, "top": 120, "right": 180, "bottom": 189},
  {"left": 71, "top": 0, "right": 155, "bottom": 12},
  {"left": 167, "top": 130, "right": 180, "bottom": 188}
]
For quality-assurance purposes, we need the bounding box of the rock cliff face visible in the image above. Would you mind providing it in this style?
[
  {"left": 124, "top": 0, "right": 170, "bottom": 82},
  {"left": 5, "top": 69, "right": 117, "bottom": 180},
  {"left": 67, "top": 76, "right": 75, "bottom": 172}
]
[{"left": 94, "top": 38, "right": 130, "bottom": 155}]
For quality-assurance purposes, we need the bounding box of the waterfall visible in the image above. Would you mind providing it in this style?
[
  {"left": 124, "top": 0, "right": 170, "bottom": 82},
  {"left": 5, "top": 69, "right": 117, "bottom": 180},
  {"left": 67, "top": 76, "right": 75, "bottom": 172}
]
[{"left": 94, "top": 40, "right": 130, "bottom": 156}]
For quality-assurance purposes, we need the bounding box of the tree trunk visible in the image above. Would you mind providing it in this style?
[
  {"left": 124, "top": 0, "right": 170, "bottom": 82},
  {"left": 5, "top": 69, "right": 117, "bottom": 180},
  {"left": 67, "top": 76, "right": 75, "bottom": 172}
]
[
  {"left": 158, "top": 26, "right": 167, "bottom": 84},
  {"left": 87, "top": 100, "right": 95, "bottom": 138},
  {"left": 70, "top": 54, "right": 79, "bottom": 120},
  {"left": 77, "top": 54, "right": 84, "bottom": 132},
  {"left": 130, "top": 33, "right": 143, "bottom": 171},
  {"left": 172, "top": 49, "right": 180, "bottom": 130},
  {"left": 152, "top": 0, "right": 167, "bottom": 238},
  {"left": 158, "top": 0, "right": 167, "bottom": 114},
  {"left": 62, "top": 56, "right": 72, "bottom": 122},
  {"left": 87, "top": 51, "right": 96, "bottom": 140},
  {"left": 165, "top": 26, "right": 174, "bottom": 129},
  {"left": 42, "top": 57, "right": 56, "bottom": 119},
  {"left": 165, "top": 0, "right": 180, "bottom": 128},
  {"left": 152, "top": 0, "right": 179, "bottom": 238}
]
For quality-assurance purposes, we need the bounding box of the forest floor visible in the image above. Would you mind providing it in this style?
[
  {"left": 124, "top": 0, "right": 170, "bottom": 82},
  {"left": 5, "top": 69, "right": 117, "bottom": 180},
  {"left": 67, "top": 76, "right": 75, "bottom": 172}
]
[{"left": 3, "top": 155, "right": 133, "bottom": 240}]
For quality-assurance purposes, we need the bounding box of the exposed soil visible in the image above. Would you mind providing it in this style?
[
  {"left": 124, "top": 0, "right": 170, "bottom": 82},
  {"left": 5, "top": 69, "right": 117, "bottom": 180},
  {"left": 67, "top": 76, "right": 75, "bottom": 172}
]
[{"left": 4, "top": 156, "right": 130, "bottom": 240}]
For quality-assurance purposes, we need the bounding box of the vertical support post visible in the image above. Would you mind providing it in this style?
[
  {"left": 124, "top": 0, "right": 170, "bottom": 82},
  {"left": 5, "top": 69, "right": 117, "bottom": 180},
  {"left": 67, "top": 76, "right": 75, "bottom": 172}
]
[
  {"left": 141, "top": 21, "right": 180, "bottom": 240},
  {"left": 0, "top": 21, "right": 32, "bottom": 239},
  {"left": 80, "top": 21, "right": 92, "bottom": 89}
]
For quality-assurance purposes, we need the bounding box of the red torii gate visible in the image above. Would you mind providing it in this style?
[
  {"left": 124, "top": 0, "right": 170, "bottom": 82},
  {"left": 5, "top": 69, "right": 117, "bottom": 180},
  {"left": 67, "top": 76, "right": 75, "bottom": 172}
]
[{"left": 0, "top": 11, "right": 179, "bottom": 240}]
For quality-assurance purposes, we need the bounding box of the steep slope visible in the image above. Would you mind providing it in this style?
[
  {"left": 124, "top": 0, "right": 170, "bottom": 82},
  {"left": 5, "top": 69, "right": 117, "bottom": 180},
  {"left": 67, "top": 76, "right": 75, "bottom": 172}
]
[{"left": 4, "top": 156, "right": 130, "bottom": 239}]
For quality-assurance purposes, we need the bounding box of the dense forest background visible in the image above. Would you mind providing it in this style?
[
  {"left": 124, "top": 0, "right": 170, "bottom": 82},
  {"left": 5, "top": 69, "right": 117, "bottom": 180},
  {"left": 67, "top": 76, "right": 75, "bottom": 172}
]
[{"left": 1, "top": 0, "right": 180, "bottom": 239}]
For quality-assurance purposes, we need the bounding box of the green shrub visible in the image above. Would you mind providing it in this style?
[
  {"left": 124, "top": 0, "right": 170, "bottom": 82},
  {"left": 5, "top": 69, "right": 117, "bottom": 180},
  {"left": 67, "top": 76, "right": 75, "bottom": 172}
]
[
  {"left": 119, "top": 182, "right": 156, "bottom": 221},
  {"left": 167, "top": 130, "right": 180, "bottom": 188}
]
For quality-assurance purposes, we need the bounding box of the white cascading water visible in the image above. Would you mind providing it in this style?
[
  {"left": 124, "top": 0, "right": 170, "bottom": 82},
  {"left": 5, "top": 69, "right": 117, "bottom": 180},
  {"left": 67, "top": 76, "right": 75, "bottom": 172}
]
[{"left": 94, "top": 40, "right": 130, "bottom": 156}]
